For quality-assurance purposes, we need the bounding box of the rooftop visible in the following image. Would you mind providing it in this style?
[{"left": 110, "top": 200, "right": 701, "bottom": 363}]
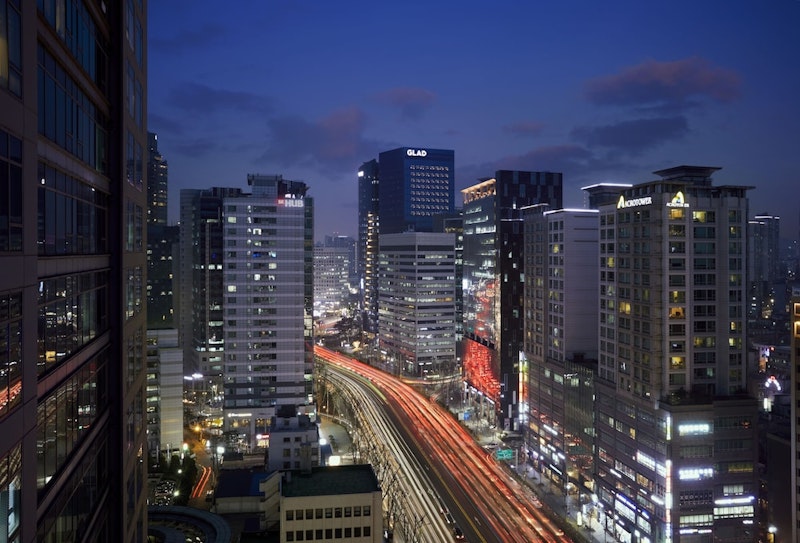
[{"left": 281, "top": 464, "right": 379, "bottom": 498}]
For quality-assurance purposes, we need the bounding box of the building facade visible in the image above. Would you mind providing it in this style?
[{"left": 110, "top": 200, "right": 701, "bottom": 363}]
[
  {"left": 314, "top": 244, "right": 352, "bottom": 314},
  {"left": 376, "top": 147, "right": 455, "bottom": 235},
  {"left": 146, "top": 329, "right": 184, "bottom": 459},
  {"left": 747, "top": 213, "right": 781, "bottom": 321},
  {"left": 0, "top": 0, "right": 149, "bottom": 540},
  {"left": 377, "top": 232, "right": 457, "bottom": 376},
  {"left": 591, "top": 167, "right": 759, "bottom": 543},
  {"left": 523, "top": 206, "right": 599, "bottom": 499},
  {"left": 179, "top": 187, "right": 243, "bottom": 388},
  {"left": 357, "top": 160, "right": 380, "bottom": 333},
  {"left": 146, "top": 132, "right": 177, "bottom": 329},
  {"left": 267, "top": 407, "right": 320, "bottom": 471},
  {"left": 461, "top": 171, "right": 563, "bottom": 431},
  {"left": 221, "top": 175, "right": 315, "bottom": 449}
]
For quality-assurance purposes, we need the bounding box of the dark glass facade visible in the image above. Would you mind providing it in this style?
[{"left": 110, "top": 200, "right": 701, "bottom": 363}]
[
  {"left": 0, "top": 1, "right": 149, "bottom": 541},
  {"left": 461, "top": 170, "right": 563, "bottom": 430},
  {"left": 377, "top": 147, "right": 454, "bottom": 235}
]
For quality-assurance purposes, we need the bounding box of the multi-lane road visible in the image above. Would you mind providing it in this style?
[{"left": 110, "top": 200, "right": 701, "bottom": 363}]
[{"left": 316, "top": 345, "right": 571, "bottom": 543}]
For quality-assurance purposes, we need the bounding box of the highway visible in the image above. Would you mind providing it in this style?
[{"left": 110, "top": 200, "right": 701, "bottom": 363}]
[
  {"left": 316, "top": 345, "right": 572, "bottom": 543},
  {"left": 326, "top": 365, "right": 456, "bottom": 542}
]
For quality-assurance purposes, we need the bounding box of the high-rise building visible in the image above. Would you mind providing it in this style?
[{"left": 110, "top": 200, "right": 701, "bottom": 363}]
[
  {"left": 221, "top": 175, "right": 315, "bottom": 449},
  {"left": 747, "top": 213, "right": 781, "bottom": 321},
  {"left": 146, "top": 133, "right": 178, "bottom": 329},
  {"left": 461, "top": 171, "right": 563, "bottom": 431},
  {"left": 377, "top": 232, "right": 457, "bottom": 376},
  {"left": 522, "top": 205, "right": 599, "bottom": 498},
  {"left": 179, "top": 187, "right": 243, "bottom": 382},
  {"left": 146, "top": 329, "right": 184, "bottom": 460},
  {"left": 358, "top": 148, "right": 455, "bottom": 335},
  {"left": 314, "top": 243, "right": 352, "bottom": 313},
  {"left": 376, "top": 147, "right": 455, "bottom": 235},
  {"left": 147, "top": 132, "right": 169, "bottom": 226},
  {"left": 590, "top": 166, "right": 759, "bottom": 543},
  {"left": 0, "top": 1, "right": 149, "bottom": 540},
  {"left": 357, "top": 160, "right": 380, "bottom": 333}
]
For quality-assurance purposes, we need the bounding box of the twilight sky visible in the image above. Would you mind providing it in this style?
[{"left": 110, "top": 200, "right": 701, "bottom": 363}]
[{"left": 148, "top": 1, "right": 799, "bottom": 240}]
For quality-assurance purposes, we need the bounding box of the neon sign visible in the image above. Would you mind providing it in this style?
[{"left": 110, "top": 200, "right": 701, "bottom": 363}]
[
  {"left": 617, "top": 195, "right": 652, "bottom": 208},
  {"left": 666, "top": 191, "right": 689, "bottom": 208},
  {"left": 406, "top": 149, "right": 428, "bottom": 157}
]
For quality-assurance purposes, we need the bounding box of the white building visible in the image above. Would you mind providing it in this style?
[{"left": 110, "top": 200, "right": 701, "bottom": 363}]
[
  {"left": 588, "top": 166, "right": 759, "bottom": 543},
  {"left": 146, "top": 329, "right": 184, "bottom": 457},
  {"left": 221, "top": 175, "right": 315, "bottom": 448},
  {"left": 314, "top": 244, "right": 352, "bottom": 313},
  {"left": 267, "top": 407, "right": 320, "bottom": 471},
  {"left": 276, "top": 465, "right": 383, "bottom": 543},
  {"left": 377, "top": 231, "right": 457, "bottom": 376}
]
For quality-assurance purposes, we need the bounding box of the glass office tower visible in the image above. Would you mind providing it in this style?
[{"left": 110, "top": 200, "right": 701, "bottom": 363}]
[{"left": 0, "top": 1, "right": 149, "bottom": 541}]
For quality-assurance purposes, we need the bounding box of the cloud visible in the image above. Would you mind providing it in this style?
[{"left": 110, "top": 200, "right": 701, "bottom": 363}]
[
  {"left": 571, "top": 116, "right": 689, "bottom": 155},
  {"left": 503, "top": 121, "right": 545, "bottom": 138},
  {"left": 259, "top": 106, "right": 382, "bottom": 173},
  {"left": 585, "top": 57, "right": 740, "bottom": 112},
  {"left": 149, "top": 22, "right": 228, "bottom": 54},
  {"left": 170, "top": 138, "right": 218, "bottom": 158},
  {"left": 165, "top": 82, "right": 272, "bottom": 115},
  {"left": 457, "top": 144, "right": 603, "bottom": 186},
  {"left": 374, "top": 87, "right": 437, "bottom": 120}
]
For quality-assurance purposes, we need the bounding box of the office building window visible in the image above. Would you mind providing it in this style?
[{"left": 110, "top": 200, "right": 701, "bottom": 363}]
[
  {"left": 0, "top": 0, "right": 21, "bottom": 96},
  {"left": 0, "top": 129, "right": 22, "bottom": 251},
  {"left": 0, "top": 291, "right": 22, "bottom": 419}
]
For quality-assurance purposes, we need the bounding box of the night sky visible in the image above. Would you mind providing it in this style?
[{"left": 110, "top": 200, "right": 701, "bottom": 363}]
[{"left": 148, "top": 1, "right": 800, "bottom": 240}]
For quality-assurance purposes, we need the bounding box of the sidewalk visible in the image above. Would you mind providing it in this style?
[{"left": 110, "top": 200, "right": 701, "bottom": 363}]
[{"left": 463, "top": 415, "right": 609, "bottom": 543}]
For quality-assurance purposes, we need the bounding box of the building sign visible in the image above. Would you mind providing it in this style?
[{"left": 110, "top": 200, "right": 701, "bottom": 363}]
[
  {"left": 278, "top": 197, "right": 304, "bottom": 208},
  {"left": 407, "top": 149, "right": 428, "bottom": 157},
  {"left": 617, "top": 195, "right": 652, "bottom": 209},
  {"left": 666, "top": 191, "right": 689, "bottom": 208}
]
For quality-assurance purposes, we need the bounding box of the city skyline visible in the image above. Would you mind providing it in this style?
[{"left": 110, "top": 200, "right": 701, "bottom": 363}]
[{"left": 148, "top": 1, "right": 799, "bottom": 240}]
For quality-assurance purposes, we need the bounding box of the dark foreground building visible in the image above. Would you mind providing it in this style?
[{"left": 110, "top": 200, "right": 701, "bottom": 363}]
[{"left": 0, "top": 1, "right": 149, "bottom": 541}]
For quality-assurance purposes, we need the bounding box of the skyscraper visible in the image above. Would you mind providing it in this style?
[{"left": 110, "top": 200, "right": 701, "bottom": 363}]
[
  {"left": 357, "top": 148, "right": 455, "bottom": 334},
  {"left": 461, "top": 171, "right": 563, "bottom": 431},
  {"left": 180, "top": 186, "right": 243, "bottom": 383},
  {"left": 377, "top": 232, "right": 457, "bottom": 376},
  {"left": 146, "top": 132, "right": 178, "bottom": 329},
  {"left": 220, "top": 175, "right": 315, "bottom": 449},
  {"left": 747, "top": 213, "right": 781, "bottom": 321},
  {"left": 523, "top": 205, "right": 599, "bottom": 499},
  {"left": 357, "top": 160, "right": 380, "bottom": 333},
  {"left": 590, "top": 166, "right": 759, "bottom": 543},
  {"left": 0, "top": 1, "right": 149, "bottom": 540},
  {"left": 377, "top": 147, "right": 455, "bottom": 235}
]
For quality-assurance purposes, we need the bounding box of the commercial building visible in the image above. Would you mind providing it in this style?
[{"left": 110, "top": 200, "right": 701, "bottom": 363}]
[
  {"left": 146, "top": 132, "right": 178, "bottom": 329},
  {"left": 146, "top": 329, "right": 184, "bottom": 460},
  {"left": 314, "top": 243, "right": 353, "bottom": 314},
  {"left": 522, "top": 206, "right": 599, "bottom": 499},
  {"left": 267, "top": 406, "right": 320, "bottom": 471},
  {"left": 357, "top": 160, "right": 380, "bottom": 333},
  {"left": 179, "top": 187, "right": 243, "bottom": 387},
  {"left": 0, "top": 1, "right": 149, "bottom": 540},
  {"left": 461, "top": 171, "right": 563, "bottom": 431},
  {"left": 377, "top": 232, "right": 457, "bottom": 376},
  {"left": 220, "top": 175, "right": 315, "bottom": 449},
  {"left": 357, "top": 148, "right": 455, "bottom": 334},
  {"left": 277, "top": 465, "right": 383, "bottom": 543},
  {"left": 747, "top": 213, "right": 781, "bottom": 321},
  {"left": 589, "top": 166, "right": 759, "bottom": 543}
]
